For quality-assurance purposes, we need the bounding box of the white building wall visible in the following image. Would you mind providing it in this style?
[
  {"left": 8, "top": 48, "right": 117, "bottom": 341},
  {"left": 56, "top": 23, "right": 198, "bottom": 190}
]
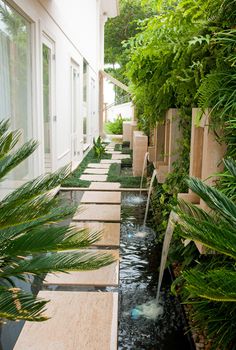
[
  {"left": 107, "top": 102, "right": 133, "bottom": 121},
  {"left": 2, "top": 0, "right": 113, "bottom": 179}
]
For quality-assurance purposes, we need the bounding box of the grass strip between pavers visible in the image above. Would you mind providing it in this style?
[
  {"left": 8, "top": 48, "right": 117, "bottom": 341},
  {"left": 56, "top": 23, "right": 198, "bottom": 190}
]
[
  {"left": 107, "top": 163, "right": 146, "bottom": 188},
  {"left": 62, "top": 148, "right": 112, "bottom": 188}
]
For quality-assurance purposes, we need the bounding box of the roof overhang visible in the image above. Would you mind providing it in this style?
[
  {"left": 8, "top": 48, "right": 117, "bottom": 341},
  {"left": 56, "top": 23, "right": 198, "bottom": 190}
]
[{"left": 101, "top": 0, "right": 119, "bottom": 18}]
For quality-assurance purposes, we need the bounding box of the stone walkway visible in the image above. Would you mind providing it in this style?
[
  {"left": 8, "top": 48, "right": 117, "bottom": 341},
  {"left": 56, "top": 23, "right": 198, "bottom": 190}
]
[{"left": 14, "top": 142, "right": 122, "bottom": 350}]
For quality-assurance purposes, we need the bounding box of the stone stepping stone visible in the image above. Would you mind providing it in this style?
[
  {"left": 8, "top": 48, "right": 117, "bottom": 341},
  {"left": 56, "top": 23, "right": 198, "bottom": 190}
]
[
  {"left": 80, "top": 174, "right": 107, "bottom": 182},
  {"left": 101, "top": 159, "right": 121, "bottom": 164},
  {"left": 81, "top": 191, "right": 121, "bottom": 204},
  {"left": 83, "top": 168, "right": 109, "bottom": 175},
  {"left": 14, "top": 291, "right": 118, "bottom": 350},
  {"left": 106, "top": 151, "right": 122, "bottom": 154},
  {"left": 89, "top": 182, "right": 121, "bottom": 190},
  {"left": 72, "top": 222, "right": 120, "bottom": 247},
  {"left": 73, "top": 204, "right": 121, "bottom": 222},
  {"left": 87, "top": 163, "right": 110, "bottom": 169},
  {"left": 44, "top": 250, "right": 119, "bottom": 287},
  {"left": 112, "top": 154, "right": 131, "bottom": 160}
]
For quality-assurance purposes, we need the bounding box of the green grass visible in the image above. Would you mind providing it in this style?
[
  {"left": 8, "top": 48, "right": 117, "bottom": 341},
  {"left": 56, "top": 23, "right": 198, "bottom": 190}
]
[
  {"left": 121, "top": 158, "right": 132, "bottom": 167},
  {"left": 114, "top": 144, "right": 122, "bottom": 151},
  {"left": 107, "top": 163, "right": 146, "bottom": 188},
  {"left": 122, "top": 141, "right": 130, "bottom": 148},
  {"left": 62, "top": 148, "right": 112, "bottom": 188}
]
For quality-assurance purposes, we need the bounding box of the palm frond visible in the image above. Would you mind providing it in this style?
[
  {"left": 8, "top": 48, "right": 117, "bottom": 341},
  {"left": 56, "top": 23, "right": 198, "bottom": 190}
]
[
  {"left": 0, "top": 205, "right": 77, "bottom": 244},
  {"left": 0, "top": 251, "right": 115, "bottom": 278},
  {"left": 186, "top": 177, "right": 236, "bottom": 224},
  {"left": 0, "top": 130, "right": 22, "bottom": 159},
  {"left": 224, "top": 158, "right": 236, "bottom": 178},
  {"left": 0, "top": 287, "right": 48, "bottom": 322},
  {"left": 183, "top": 269, "right": 236, "bottom": 302},
  {"left": 189, "top": 300, "right": 236, "bottom": 350},
  {"left": 177, "top": 200, "right": 236, "bottom": 258},
  {"left": 1, "top": 165, "right": 71, "bottom": 206},
  {"left": 0, "top": 120, "right": 10, "bottom": 137},
  {"left": 0, "top": 140, "right": 38, "bottom": 181},
  {"left": 2, "top": 226, "right": 101, "bottom": 256}
]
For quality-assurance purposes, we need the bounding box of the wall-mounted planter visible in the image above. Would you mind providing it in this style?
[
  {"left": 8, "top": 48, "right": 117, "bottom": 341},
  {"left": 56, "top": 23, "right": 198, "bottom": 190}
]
[
  {"left": 133, "top": 131, "right": 148, "bottom": 176},
  {"left": 122, "top": 121, "right": 137, "bottom": 149},
  {"left": 152, "top": 109, "right": 182, "bottom": 183},
  {"left": 147, "top": 146, "right": 155, "bottom": 162},
  {"left": 178, "top": 108, "right": 226, "bottom": 253}
]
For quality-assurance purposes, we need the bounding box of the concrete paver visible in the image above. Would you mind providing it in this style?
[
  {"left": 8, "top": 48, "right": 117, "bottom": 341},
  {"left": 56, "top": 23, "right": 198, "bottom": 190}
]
[
  {"left": 83, "top": 168, "right": 109, "bottom": 175},
  {"left": 73, "top": 204, "right": 121, "bottom": 222},
  {"left": 44, "top": 250, "right": 119, "bottom": 287},
  {"left": 112, "top": 154, "right": 131, "bottom": 160},
  {"left": 72, "top": 222, "right": 120, "bottom": 247},
  {"left": 14, "top": 291, "right": 118, "bottom": 350},
  {"left": 89, "top": 182, "right": 121, "bottom": 190},
  {"left": 80, "top": 174, "right": 107, "bottom": 182},
  {"left": 101, "top": 159, "right": 121, "bottom": 164},
  {"left": 81, "top": 191, "right": 121, "bottom": 204},
  {"left": 87, "top": 163, "right": 110, "bottom": 169}
]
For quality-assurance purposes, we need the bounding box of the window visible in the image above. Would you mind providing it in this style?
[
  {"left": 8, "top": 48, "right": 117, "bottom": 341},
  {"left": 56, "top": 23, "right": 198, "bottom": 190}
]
[
  {"left": 0, "top": 0, "right": 32, "bottom": 180},
  {"left": 83, "top": 60, "right": 88, "bottom": 146}
]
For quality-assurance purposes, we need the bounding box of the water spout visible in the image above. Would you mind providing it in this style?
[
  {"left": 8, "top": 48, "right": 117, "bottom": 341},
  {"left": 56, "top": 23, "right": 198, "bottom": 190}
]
[
  {"left": 131, "top": 211, "right": 178, "bottom": 320},
  {"left": 156, "top": 211, "right": 178, "bottom": 303},
  {"left": 139, "top": 152, "right": 149, "bottom": 196},
  {"left": 143, "top": 169, "right": 157, "bottom": 227}
]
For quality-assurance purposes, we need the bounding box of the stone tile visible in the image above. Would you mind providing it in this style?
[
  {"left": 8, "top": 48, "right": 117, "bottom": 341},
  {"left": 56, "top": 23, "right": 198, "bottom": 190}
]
[
  {"left": 73, "top": 204, "right": 121, "bottom": 222},
  {"left": 44, "top": 250, "right": 119, "bottom": 287},
  {"left": 87, "top": 163, "right": 110, "bottom": 169},
  {"left": 112, "top": 154, "right": 131, "bottom": 160},
  {"left": 81, "top": 191, "right": 121, "bottom": 204},
  {"left": 83, "top": 168, "right": 109, "bottom": 175},
  {"left": 71, "top": 222, "right": 120, "bottom": 247},
  {"left": 80, "top": 174, "right": 107, "bottom": 182},
  {"left": 101, "top": 159, "right": 121, "bottom": 164},
  {"left": 89, "top": 182, "right": 121, "bottom": 190},
  {"left": 14, "top": 291, "right": 118, "bottom": 350},
  {"left": 106, "top": 151, "right": 121, "bottom": 154}
]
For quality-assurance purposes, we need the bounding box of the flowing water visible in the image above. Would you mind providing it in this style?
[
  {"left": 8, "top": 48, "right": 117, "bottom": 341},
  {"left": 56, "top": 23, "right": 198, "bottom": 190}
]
[
  {"left": 143, "top": 170, "right": 157, "bottom": 227},
  {"left": 139, "top": 152, "right": 149, "bottom": 196},
  {"left": 156, "top": 211, "right": 178, "bottom": 303},
  {"left": 119, "top": 193, "right": 194, "bottom": 349}
]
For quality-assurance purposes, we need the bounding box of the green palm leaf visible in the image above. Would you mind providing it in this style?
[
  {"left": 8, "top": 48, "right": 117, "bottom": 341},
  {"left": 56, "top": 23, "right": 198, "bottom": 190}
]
[
  {"left": 0, "top": 123, "right": 115, "bottom": 322},
  {"left": 0, "top": 251, "right": 115, "bottom": 278},
  {"left": 186, "top": 177, "right": 236, "bottom": 224},
  {"left": 0, "top": 287, "right": 48, "bottom": 322},
  {"left": 178, "top": 200, "right": 236, "bottom": 258},
  {"left": 2, "top": 226, "right": 101, "bottom": 256},
  {"left": 183, "top": 269, "right": 236, "bottom": 302},
  {"left": 0, "top": 140, "right": 38, "bottom": 181}
]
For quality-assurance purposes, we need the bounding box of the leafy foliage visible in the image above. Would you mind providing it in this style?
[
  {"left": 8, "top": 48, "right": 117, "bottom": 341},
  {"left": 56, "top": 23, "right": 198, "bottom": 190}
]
[
  {"left": 105, "top": 115, "right": 130, "bottom": 135},
  {"left": 93, "top": 136, "right": 106, "bottom": 159},
  {"left": 0, "top": 121, "right": 114, "bottom": 322},
  {"left": 175, "top": 161, "right": 236, "bottom": 349}
]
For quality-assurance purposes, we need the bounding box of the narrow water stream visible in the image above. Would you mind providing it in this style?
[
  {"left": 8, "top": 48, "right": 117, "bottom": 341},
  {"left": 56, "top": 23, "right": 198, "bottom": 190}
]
[{"left": 119, "top": 193, "right": 194, "bottom": 350}]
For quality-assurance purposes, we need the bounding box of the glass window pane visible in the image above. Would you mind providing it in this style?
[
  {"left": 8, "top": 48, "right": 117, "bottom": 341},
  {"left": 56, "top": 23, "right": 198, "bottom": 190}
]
[
  {"left": 0, "top": 0, "right": 32, "bottom": 180},
  {"left": 43, "top": 43, "right": 51, "bottom": 154}
]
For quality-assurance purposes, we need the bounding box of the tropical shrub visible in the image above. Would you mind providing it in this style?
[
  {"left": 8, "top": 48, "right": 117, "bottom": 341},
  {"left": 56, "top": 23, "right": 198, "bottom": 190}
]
[
  {"left": 0, "top": 121, "right": 113, "bottom": 322},
  {"left": 93, "top": 136, "right": 106, "bottom": 159},
  {"left": 105, "top": 115, "right": 130, "bottom": 135},
  {"left": 175, "top": 165, "right": 236, "bottom": 349}
]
